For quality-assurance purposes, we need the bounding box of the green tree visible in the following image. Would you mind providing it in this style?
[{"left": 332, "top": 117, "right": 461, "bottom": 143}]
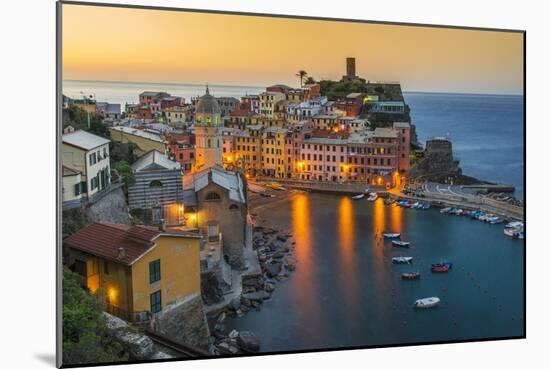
[
  {"left": 305, "top": 76, "right": 316, "bottom": 85},
  {"left": 63, "top": 105, "right": 108, "bottom": 137},
  {"left": 295, "top": 70, "right": 308, "bottom": 87},
  {"left": 110, "top": 141, "right": 138, "bottom": 164},
  {"left": 111, "top": 161, "right": 135, "bottom": 193},
  {"left": 62, "top": 267, "right": 127, "bottom": 365}
]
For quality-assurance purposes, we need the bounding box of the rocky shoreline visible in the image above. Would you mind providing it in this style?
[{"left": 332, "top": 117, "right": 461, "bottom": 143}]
[{"left": 207, "top": 217, "right": 297, "bottom": 355}]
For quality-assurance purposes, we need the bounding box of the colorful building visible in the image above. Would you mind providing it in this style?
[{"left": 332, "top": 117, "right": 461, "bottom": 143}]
[
  {"left": 64, "top": 222, "right": 202, "bottom": 321},
  {"left": 166, "top": 132, "right": 195, "bottom": 172},
  {"left": 62, "top": 130, "right": 111, "bottom": 201}
]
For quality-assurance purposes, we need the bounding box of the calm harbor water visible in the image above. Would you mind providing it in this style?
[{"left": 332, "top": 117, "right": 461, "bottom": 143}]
[
  {"left": 226, "top": 193, "right": 524, "bottom": 351},
  {"left": 64, "top": 81, "right": 524, "bottom": 198}
]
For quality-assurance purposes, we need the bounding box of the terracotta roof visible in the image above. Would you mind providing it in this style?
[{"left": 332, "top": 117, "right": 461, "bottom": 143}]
[
  {"left": 311, "top": 129, "right": 351, "bottom": 139},
  {"left": 64, "top": 222, "right": 200, "bottom": 265}
]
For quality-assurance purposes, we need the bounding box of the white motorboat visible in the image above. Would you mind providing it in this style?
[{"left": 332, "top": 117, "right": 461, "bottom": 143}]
[
  {"left": 440, "top": 207, "right": 452, "bottom": 214},
  {"left": 392, "top": 256, "right": 413, "bottom": 264},
  {"left": 383, "top": 232, "right": 401, "bottom": 238},
  {"left": 352, "top": 193, "right": 365, "bottom": 200},
  {"left": 367, "top": 192, "right": 378, "bottom": 201},
  {"left": 414, "top": 297, "right": 440, "bottom": 309},
  {"left": 392, "top": 240, "right": 411, "bottom": 248},
  {"left": 504, "top": 226, "right": 524, "bottom": 238},
  {"left": 505, "top": 221, "right": 524, "bottom": 229}
]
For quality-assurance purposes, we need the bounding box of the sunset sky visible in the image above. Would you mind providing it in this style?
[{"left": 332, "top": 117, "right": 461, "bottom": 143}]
[{"left": 62, "top": 4, "right": 524, "bottom": 94}]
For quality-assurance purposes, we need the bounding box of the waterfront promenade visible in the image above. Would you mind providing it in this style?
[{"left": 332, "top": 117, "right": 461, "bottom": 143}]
[
  {"left": 251, "top": 178, "right": 524, "bottom": 221},
  {"left": 386, "top": 187, "right": 524, "bottom": 221},
  {"left": 254, "top": 177, "right": 383, "bottom": 194}
]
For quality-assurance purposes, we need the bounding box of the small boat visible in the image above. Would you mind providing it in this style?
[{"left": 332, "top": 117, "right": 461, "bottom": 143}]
[
  {"left": 440, "top": 207, "right": 452, "bottom": 214},
  {"left": 367, "top": 193, "right": 378, "bottom": 201},
  {"left": 402, "top": 272, "right": 421, "bottom": 280},
  {"left": 504, "top": 228, "right": 519, "bottom": 238},
  {"left": 385, "top": 199, "right": 395, "bottom": 206},
  {"left": 431, "top": 262, "right": 453, "bottom": 269},
  {"left": 489, "top": 216, "right": 504, "bottom": 224},
  {"left": 505, "top": 221, "right": 524, "bottom": 229},
  {"left": 414, "top": 297, "right": 440, "bottom": 309},
  {"left": 392, "top": 240, "right": 411, "bottom": 248},
  {"left": 352, "top": 193, "right": 365, "bottom": 200},
  {"left": 431, "top": 265, "right": 450, "bottom": 273},
  {"left": 392, "top": 256, "right": 413, "bottom": 264},
  {"left": 504, "top": 226, "right": 524, "bottom": 239},
  {"left": 267, "top": 182, "right": 287, "bottom": 191},
  {"left": 383, "top": 232, "right": 401, "bottom": 238},
  {"left": 420, "top": 203, "right": 431, "bottom": 210},
  {"left": 468, "top": 210, "right": 483, "bottom": 219}
]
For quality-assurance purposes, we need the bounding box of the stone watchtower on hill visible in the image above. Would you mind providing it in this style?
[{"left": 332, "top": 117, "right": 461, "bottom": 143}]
[
  {"left": 193, "top": 86, "right": 223, "bottom": 171},
  {"left": 342, "top": 57, "right": 360, "bottom": 81},
  {"left": 347, "top": 57, "right": 356, "bottom": 78},
  {"left": 409, "top": 137, "right": 462, "bottom": 182}
]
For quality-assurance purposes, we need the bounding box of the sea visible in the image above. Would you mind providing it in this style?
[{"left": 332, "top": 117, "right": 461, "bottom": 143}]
[
  {"left": 225, "top": 193, "right": 524, "bottom": 351},
  {"left": 63, "top": 80, "right": 524, "bottom": 199},
  {"left": 63, "top": 80, "right": 525, "bottom": 352}
]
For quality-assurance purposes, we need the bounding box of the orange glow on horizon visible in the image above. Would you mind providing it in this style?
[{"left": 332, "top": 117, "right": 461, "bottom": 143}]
[{"left": 62, "top": 4, "right": 524, "bottom": 94}]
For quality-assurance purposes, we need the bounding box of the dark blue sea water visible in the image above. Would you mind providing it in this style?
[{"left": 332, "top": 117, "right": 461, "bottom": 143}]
[
  {"left": 225, "top": 193, "right": 524, "bottom": 352},
  {"left": 404, "top": 92, "right": 524, "bottom": 199}
]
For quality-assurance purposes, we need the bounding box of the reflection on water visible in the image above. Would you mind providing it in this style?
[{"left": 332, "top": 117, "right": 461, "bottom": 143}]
[
  {"left": 292, "top": 193, "right": 311, "bottom": 265},
  {"left": 338, "top": 197, "right": 358, "bottom": 310},
  {"left": 390, "top": 201, "right": 403, "bottom": 234},
  {"left": 372, "top": 198, "right": 386, "bottom": 271},
  {"left": 290, "top": 193, "right": 321, "bottom": 329}
]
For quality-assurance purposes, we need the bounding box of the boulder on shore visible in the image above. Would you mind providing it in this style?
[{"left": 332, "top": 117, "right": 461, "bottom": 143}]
[
  {"left": 264, "top": 261, "right": 282, "bottom": 277},
  {"left": 237, "top": 331, "right": 260, "bottom": 353},
  {"left": 242, "top": 290, "right": 270, "bottom": 302}
]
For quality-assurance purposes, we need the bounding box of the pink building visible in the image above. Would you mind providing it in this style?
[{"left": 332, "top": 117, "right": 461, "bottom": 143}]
[{"left": 295, "top": 129, "right": 350, "bottom": 181}]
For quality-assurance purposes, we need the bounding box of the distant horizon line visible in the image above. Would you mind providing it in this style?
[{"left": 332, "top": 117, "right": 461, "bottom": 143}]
[{"left": 63, "top": 79, "right": 524, "bottom": 97}]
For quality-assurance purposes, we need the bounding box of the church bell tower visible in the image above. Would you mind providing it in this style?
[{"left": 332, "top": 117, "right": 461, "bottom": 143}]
[{"left": 193, "top": 85, "right": 222, "bottom": 170}]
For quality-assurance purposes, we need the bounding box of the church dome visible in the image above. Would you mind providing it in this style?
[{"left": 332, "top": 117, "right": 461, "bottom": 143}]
[{"left": 195, "top": 86, "right": 221, "bottom": 115}]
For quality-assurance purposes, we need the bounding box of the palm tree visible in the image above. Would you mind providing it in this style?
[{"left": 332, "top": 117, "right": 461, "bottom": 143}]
[{"left": 296, "top": 70, "right": 308, "bottom": 87}]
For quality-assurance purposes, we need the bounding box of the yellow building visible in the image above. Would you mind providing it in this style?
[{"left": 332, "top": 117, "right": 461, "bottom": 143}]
[
  {"left": 232, "top": 125, "right": 263, "bottom": 176},
  {"left": 64, "top": 222, "right": 202, "bottom": 321},
  {"left": 164, "top": 105, "right": 191, "bottom": 126},
  {"left": 109, "top": 126, "right": 167, "bottom": 157},
  {"left": 259, "top": 91, "right": 285, "bottom": 118},
  {"left": 261, "top": 127, "right": 288, "bottom": 178}
]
